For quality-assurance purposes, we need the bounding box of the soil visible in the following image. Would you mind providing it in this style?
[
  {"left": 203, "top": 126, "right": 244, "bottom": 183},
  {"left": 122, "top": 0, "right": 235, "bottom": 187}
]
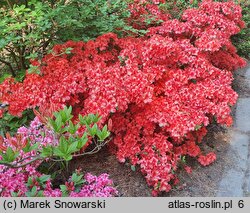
[{"left": 61, "top": 68, "right": 244, "bottom": 197}]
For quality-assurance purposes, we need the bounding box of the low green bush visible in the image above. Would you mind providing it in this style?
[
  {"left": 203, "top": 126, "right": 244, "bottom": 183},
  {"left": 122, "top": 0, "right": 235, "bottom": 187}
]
[
  {"left": 0, "top": 0, "right": 132, "bottom": 78},
  {"left": 231, "top": 0, "right": 250, "bottom": 59}
]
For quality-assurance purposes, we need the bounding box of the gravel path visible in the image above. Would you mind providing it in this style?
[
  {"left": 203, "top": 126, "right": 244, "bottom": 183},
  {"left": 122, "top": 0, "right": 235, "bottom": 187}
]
[{"left": 217, "top": 62, "right": 250, "bottom": 197}]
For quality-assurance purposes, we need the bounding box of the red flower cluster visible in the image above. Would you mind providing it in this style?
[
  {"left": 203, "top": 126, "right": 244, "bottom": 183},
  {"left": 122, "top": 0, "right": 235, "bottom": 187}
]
[
  {"left": 198, "top": 152, "right": 217, "bottom": 166},
  {"left": 0, "top": 0, "right": 246, "bottom": 194},
  {"left": 127, "top": 0, "right": 170, "bottom": 30}
]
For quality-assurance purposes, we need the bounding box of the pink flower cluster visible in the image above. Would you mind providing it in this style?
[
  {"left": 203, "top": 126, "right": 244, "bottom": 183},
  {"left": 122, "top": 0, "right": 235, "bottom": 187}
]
[
  {"left": 0, "top": 117, "right": 55, "bottom": 196},
  {"left": 43, "top": 173, "right": 118, "bottom": 197},
  {"left": 17, "top": 117, "right": 58, "bottom": 147},
  {"left": 0, "top": 167, "right": 39, "bottom": 196},
  {"left": 69, "top": 173, "right": 118, "bottom": 197}
]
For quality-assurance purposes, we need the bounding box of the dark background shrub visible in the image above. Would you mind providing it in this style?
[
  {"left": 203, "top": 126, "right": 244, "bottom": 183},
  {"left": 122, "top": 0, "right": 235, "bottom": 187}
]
[{"left": 0, "top": 0, "right": 131, "bottom": 78}]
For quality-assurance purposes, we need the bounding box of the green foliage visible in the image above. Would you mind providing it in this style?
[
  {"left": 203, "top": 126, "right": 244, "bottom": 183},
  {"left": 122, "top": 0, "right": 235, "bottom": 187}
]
[
  {"left": 0, "top": 106, "right": 111, "bottom": 170},
  {"left": 60, "top": 172, "right": 85, "bottom": 196},
  {"left": 0, "top": 109, "right": 35, "bottom": 136},
  {"left": 131, "top": 165, "right": 136, "bottom": 172},
  {"left": 12, "top": 174, "right": 51, "bottom": 197},
  {"left": 0, "top": 147, "right": 19, "bottom": 163},
  {"left": 159, "top": 0, "right": 199, "bottom": 19},
  {"left": 23, "top": 140, "right": 39, "bottom": 153},
  {"left": 71, "top": 172, "right": 85, "bottom": 186},
  {"left": 0, "top": 0, "right": 132, "bottom": 78},
  {"left": 232, "top": 0, "right": 250, "bottom": 59},
  {"left": 10, "top": 170, "right": 91, "bottom": 197},
  {"left": 53, "top": 0, "right": 131, "bottom": 42},
  {"left": 0, "top": 73, "right": 11, "bottom": 83},
  {"left": 0, "top": 1, "right": 56, "bottom": 77},
  {"left": 42, "top": 106, "right": 110, "bottom": 162}
]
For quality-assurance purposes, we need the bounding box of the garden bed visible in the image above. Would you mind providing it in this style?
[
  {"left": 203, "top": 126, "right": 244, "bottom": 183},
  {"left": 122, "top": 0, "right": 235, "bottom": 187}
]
[
  {"left": 0, "top": 0, "right": 248, "bottom": 197},
  {"left": 66, "top": 124, "right": 231, "bottom": 197}
]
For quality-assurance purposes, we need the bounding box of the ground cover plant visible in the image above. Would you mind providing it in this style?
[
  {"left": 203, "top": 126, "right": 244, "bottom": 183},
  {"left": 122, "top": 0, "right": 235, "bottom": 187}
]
[{"left": 0, "top": 0, "right": 247, "bottom": 196}]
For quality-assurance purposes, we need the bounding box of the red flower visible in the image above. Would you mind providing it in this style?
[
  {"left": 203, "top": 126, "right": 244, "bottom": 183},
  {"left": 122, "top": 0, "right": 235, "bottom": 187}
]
[
  {"left": 198, "top": 152, "right": 216, "bottom": 166},
  {"left": 184, "top": 166, "right": 192, "bottom": 174},
  {"left": 151, "top": 190, "right": 159, "bottom": 197}
]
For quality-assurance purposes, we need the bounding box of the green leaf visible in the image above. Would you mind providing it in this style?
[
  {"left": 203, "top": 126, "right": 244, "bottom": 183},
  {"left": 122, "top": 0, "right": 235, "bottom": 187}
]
[
  {"left": 36, "top": 190, "right": 44, "bottom": 197},
  {"left": 53, "top": 148, "right": 64, "bottom": 157},
  {"left": 11, "top": 192, "right": 19, "bottom": 197},
  {"left": 60, "top": 185, "right": 68, "bottom": 196},
  {"left": 97, "top": 125, "right": 110, "bottom": 141},
  {"left": 96, "top": 129, "right": 102, "bottom": 139},
  {"left": 131, "top": 165, "right": 136, "bottom": 172},
  {"left": 23, "top": 141, "right": 31, "bottom": 153},
  {"left": 67, "top": 142, "right": 78, "bottom": 154},
  {"left": 87, "top": 123, "right": 98, "bottom": 136},
  {"left": 89, "top": 114, "right": 95, "bottom": 123},
  {"left": 25, "top": 52, "right": 38, "bottom": 60},
  {"left": 59, "top": 137, "right": 68, "bottom": 153},
  {"left": 27, "top": 177, "right": 33, "bottom": 187},
  {"left": 72, "top": 173, "right": 82, "bottom": 182},
  {"left": 49, "top": 119, "right": 57, "bottom": 131},
  {"left": 67, "top": 106, "right": 72, "bottom": 115},
  {"left": 85, "top": 117, "right": 92, "bottom": 126},
  {"left": 55, "top": 114, "right": 63, "bottom": 131},
  {"left": 60, "top": 110, "right": 67, "bottom": 124},
  {"left": 102, "top": 124, "right": 108, "bottom": 132},
  {"left": 195, "top": 124, "right": 202, "bottom": 131},
  {"left": 78, "top": 114, "right": 84, "bottom": 124},
  {"left": 0, "top": 160, "right": 8, "bottom": 164},
  {"left": 71, "top": 173, "right": 84, "bottom": 186},
  {"left": 80, "top": 113, "right": 100, "bottom": 126},
  {"left": 77, "top": 133, "right": 88, "bottom": 149},
  {"left": 26, "top": 186, "right": 38, "bottom": 197},
  {"left": 31, "top": 143, "right": 39, "bottom": 151},
  {"left": 54, "top": 137, "right": 74, "bottom": 161},
  {"left": 93, "top": 114, "right": 102, "bottom": 123},
  {"left": 40, "top": 146, "right": 53, "bottom": 158},
  {"left": 64, "top": 154, "right": 72, "bottom": 161},
  {"left": 3, "top": 147, "right": 18, "bottom": 162},
  {"left": 23, "top": 140, "right": 39, "bottom": 153},
  {"left": 65, "top": 47, "right": 73, "bottom": 54},
  {"left": 68, "top": 120, "right": 76, "bottom": 134},
  {"left": 27, "top": 65, "right": 40, "bottom": 75},
  {"left": 38, "top": 175, "right": 51, "bottom": 184},
  {"left": 181, "top": 156, "right": 186, "bottom": 163}
]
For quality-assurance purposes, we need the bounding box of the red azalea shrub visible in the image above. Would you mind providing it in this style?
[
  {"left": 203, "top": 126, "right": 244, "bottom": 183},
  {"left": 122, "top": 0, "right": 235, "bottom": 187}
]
[{"left": 0, "top": 0, "right": 246, "bottom": 194}]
